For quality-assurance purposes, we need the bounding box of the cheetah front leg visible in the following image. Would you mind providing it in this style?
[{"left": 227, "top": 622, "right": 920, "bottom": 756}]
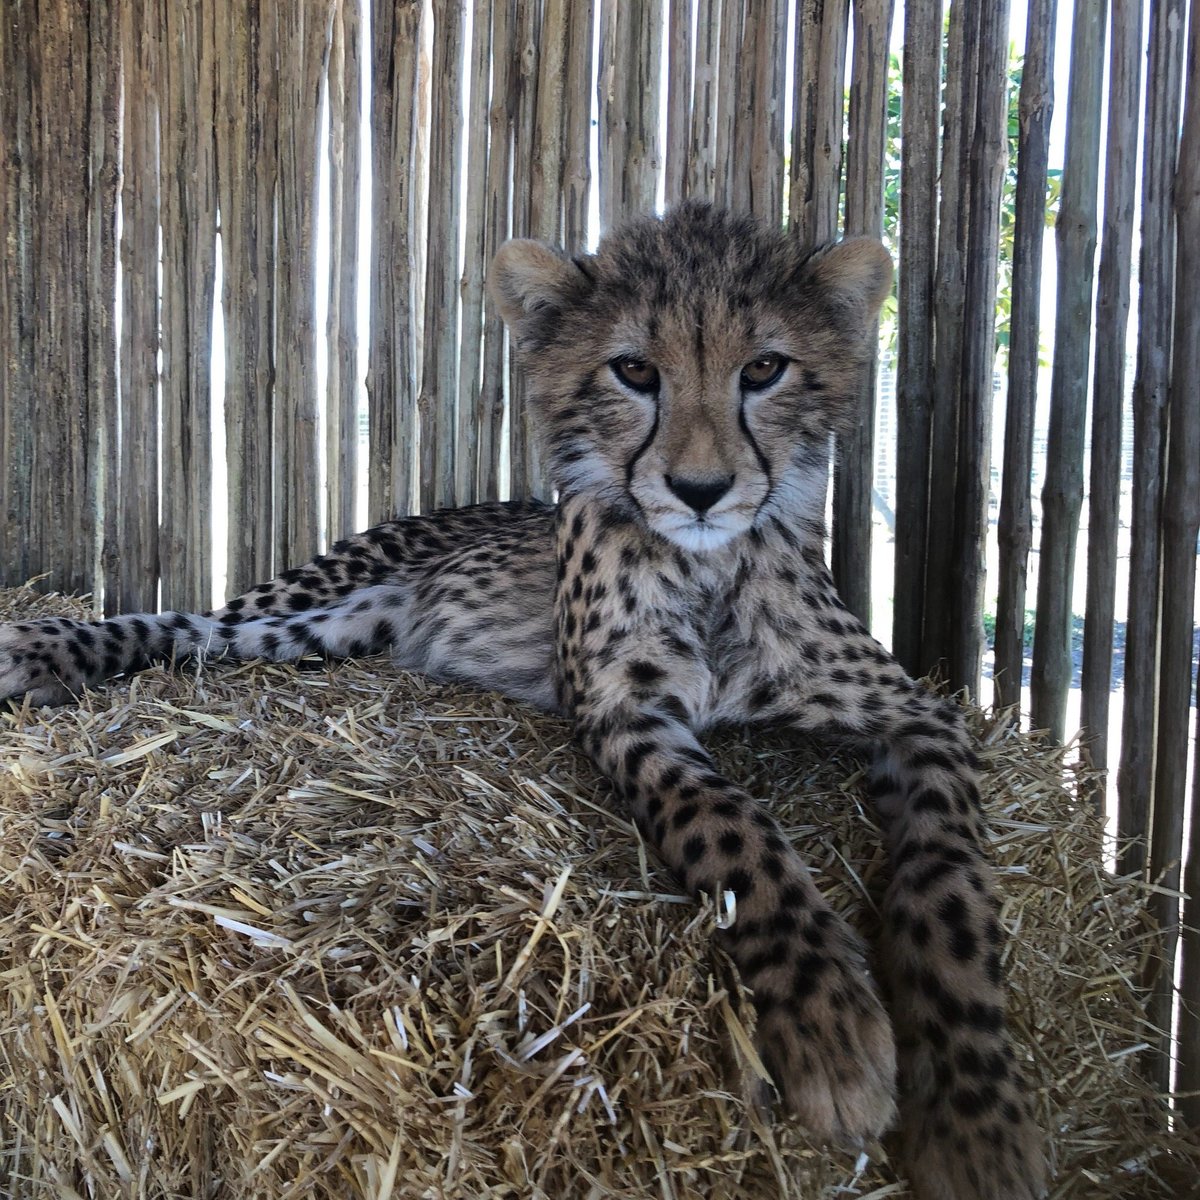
[
  {"left": 746, "top": 627, "right": 1047, "bottom": 1199},
  {"left": 556, "top": 508, "right": 896, "bottom": 1142},
  {"left": 577, "top": 707, "right": 898, "bottom": 1142}
]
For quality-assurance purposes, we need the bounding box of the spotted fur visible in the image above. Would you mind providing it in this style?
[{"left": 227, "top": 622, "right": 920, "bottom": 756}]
[{"left": 0, "top": 204, "right": 1045, "bottom": 1199}]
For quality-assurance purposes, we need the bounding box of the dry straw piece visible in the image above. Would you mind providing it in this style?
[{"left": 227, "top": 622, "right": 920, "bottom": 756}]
[{"left": 1, "top": 585, "right": 1196, "bottom": 1199}]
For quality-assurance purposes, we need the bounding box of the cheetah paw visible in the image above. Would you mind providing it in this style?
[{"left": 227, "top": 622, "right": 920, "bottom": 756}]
[
  {"left": 903, "top": 1083, "right": 1047, "bottom": 1200},
  {"left": 755, "top": 993, "right": 897, "bottom": 1143},
  {"left": 733, "top": 914, "right": 898, "bottom": 1144}
]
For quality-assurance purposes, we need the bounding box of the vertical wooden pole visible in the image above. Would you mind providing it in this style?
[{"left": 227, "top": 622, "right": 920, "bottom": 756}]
[
  {"left": 22, "top": 3, "right": 95, "bottom": 598},
  {"left": 789, "top": 0, "right": 819, "bottom": 241},
  {"left": 741, "top": 0, "right": 788, "bottom": 223},
  {"left": 1181, "top": 667, "right": 1200, "bottom": 1125},
  {"left": 418, "top": 0, "right": 465, "bottom": 511},
  {"left": 1117, "top": 0, "right": 1186, "bottom": 880},
  {"left": 326, "top": 0, "right": 363, "bottom": 542},
  {"left": 159, "top": 0, "right": 218, "bottom": 612},
  {"left": 922, "top": 0, "right": 976, "bottom": 679},
  {"left": 275, "top": 1, "right": 334, "bottom": 563},
  {"left": 0, "top": 0, "right": 33, "bottom": 590},
  {"left": 87, "top": 0, "right": 121, "bottom": 614},
  {"left": 1031, "top": 0, "right": 1107, "bottom": 738},
  {"left": 531, "top": 0, "right": 568, "bottom": 245},
  {"left": 892, "top": 0, "right": 942, "bottom": 677},
  {"left": 562, "top": 0, "right": 595, "bottom": 250},
  {"left": 479, "top": 0, "right": 514, "bottom": 502},
  {"left": 118, "top": 0, "right": 163, "bottom": 612},
  {"left": 689, "top": 0, "right": 721, "bottom": 204},
  {"left": 1146, "top": 0, "right": 1200, "bottom": 1084},
  {"left": 949, "top": 0, "right": 1010, "bottom": 694},
  {"left": 368, "top": 0, "right": 423, "bottom": 523},
  {"left": 457, "top": 0, "right": 494, "bottom": 507},
  {"left": 808, "top": 0, "right": 849, "bottom": 245},
  {"left": 597, "top": 0, "right": 663, "bottom": 230},
  {"left": 994, "top": 0, "right": 1058, "bottom": 709},
  {"left": 508, "top": 0, "right": 540, "bottom": 497},
  {"left": 715, "top": 0, "right": 743, "bottom": 208},
  {"left": 833, "top": 0, "right": 895, "bottom": 626},
  {"left": 1079, "top": 0, "right": 1142, "bottom": 790},
  {"left": 665, "top": 0, "right": 693, "bottom": 207},
  {"left": 217, "top": 0, "right": 278, "bottom": 596}
]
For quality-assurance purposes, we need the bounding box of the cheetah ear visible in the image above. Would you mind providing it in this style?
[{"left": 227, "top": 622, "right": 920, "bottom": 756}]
[
  {"left": 488, "top": 239, "right": 594, "bottom": 345},
  {"left": 800, "top": 237, "right": 894, "bottom": 328}
]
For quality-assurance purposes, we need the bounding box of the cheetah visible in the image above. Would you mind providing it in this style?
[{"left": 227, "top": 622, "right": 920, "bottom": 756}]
[{"left": 0, "top": 204, "right": 1045, "bottom": 1200}]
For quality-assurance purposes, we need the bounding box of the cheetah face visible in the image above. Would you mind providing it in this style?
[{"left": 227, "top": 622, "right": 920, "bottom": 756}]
[{"left": 489, "top": 203, "right": 892, "bottom": 553}]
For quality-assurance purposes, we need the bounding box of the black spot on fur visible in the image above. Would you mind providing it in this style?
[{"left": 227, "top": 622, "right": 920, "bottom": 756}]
[
  {"left": 627, "top": 660, "right": 664, "bottom": 685},
  {"left": 718, "top": 830, "right": 744, "bottom": 856}
]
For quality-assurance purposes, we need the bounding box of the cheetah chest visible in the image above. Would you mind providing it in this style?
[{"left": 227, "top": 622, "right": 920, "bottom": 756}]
[{"left": 552, "top": 508, "right": 834, "bottom": 730}]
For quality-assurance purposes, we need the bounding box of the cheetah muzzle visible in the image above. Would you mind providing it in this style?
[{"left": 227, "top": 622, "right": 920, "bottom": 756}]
[{"left": 0, "top": 203, "right": 1047, "bottom": 1200}]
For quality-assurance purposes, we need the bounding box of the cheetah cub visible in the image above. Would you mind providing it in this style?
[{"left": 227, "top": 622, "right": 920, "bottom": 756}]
[{"left": 0, "top": 205, "right": 1045, "bottom": 1199}]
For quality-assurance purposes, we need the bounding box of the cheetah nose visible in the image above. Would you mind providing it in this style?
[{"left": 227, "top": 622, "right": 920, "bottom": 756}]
[{"left": 665, "top": 474, "right": 735, "bottom": 514}]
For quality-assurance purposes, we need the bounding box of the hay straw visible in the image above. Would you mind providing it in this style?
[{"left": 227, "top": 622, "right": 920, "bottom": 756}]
[{"left": 1, "top": 585, "right": 1197, "bottom": 1198}]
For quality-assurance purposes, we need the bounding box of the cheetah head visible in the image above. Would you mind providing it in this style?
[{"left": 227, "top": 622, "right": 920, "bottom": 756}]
[{"left": 489, "top": 203, "right": 892, "bottom": 553}]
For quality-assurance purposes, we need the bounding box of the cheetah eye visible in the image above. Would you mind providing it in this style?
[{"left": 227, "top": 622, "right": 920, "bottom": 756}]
[
  {"left": 610, "top": 356, "right": 660, "bottom": 394},
  {"left": 740, "top": 353, "right": 788, "bottom": 390}
]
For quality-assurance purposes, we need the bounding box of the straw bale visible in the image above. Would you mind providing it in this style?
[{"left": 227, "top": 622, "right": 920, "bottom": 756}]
[{"left": 1, "top": 584, "right": 1197, "bottom": 1198}]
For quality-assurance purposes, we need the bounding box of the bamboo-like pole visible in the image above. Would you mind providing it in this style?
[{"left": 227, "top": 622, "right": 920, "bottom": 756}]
[
  {"left": 326, "top": 0, "right": 363, "bottom": 542},
  {"left": 0, "top": 0, "right": 33, "bottom": 589},
  {"left": 922, "top": 0, "right": 974, "bottom": 678},
  {"left": 598, "top": 0, "right": 663, "bottom": 229},
  {"left": 457, "top": 0, "right": 494, "bottom": 507},
  {"left": 665, "top": 0, "right": 693, "bottom": 206},
  {"left": 788, "top": 0, "right": 821, "bottom": 241},
  {"left": 688, "top": 0, "right": 721, "bottom": 203},
  {"left": 217, "top": 0, "right": 277, "bottom": 596},
  {"left": 31, "top": 3, "right": 96, "bottom": 597},
  {"left": 563, "top": 0, "right": 595, "bottom": 244},
  {"left": 994, "top": 0, "right": 1057, "bottom": 709},
  {"left": 47, "top": 3, "right": 89, "bottom": 595},
  {"left": 1079, "top": 0, "right": 1141, "bottom": 791},
  {"left": 368, "top": 0, "right": 422, "bottom": 523},
  {"left": 1031, "top": 0, "right": 1106, "bottom": 739},
  {"left": 892, "top": 0, "right": 942, "bottom": 677},
  {"left": 1145, "top": 0, "right": 1200, "bottom": 1087},
  {"left": 117, "top": 0, "right": 162, "bottom": 612},
  {"left": 527, "top": 0, "right": 572, "bottom": 496},
  {"left": 159, "top": 0, "right": 217, "bottom": 612},
  {"left": 808, "top": 0, "right": 849, "bottom": 245},
  {"left": 833, "top": 0, "right": 895, "bottom": 626},
  {"left": 743, "top": 0, "right": 788, "bottom": 223},
  {"left": 949, "top": 0, "right": 1010, "bottom": 694},
  {"left": 717, "top": 0, "right": 744, "bottom": 209},
  {"left": 562, "top": 0, "right": 594, "bottom": 249},
  {"left": 1117, "top": 0, "right": 1186, "bottom": 880},
  {"left": 275, "top": 1, "right": 334, "bottom": 563},
  {"left": 508, "top": 0, "right": 540, "bottom": 497},
  {"left": 1181, "top": 660, "right": 1200, "bottom": 1126},
  {"left": 479, "top": 0, "right": 514, "bottom": 502},
  {"left": 531, "top": 0, "right": 568, "bottom": 245},
  {"left": 511, "top": 0, "right": 539, "bottom": 244},
  {"left": 413, "top": 10, "right": 433, "bottom": 395},
  {"left": 418, "top": 0, "right": 465, "bottom": 511},
  {"left": 87, "top": 0, "right": 120, "bottom": 614}
]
